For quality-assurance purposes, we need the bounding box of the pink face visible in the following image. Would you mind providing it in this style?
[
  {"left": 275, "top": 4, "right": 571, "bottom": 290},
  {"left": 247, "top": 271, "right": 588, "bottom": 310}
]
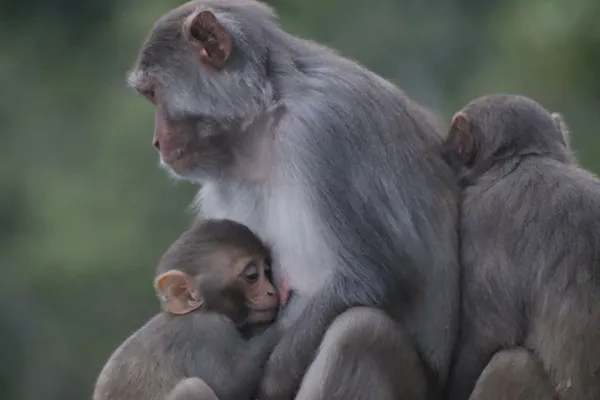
[
  {"left": 152, "top": 107, "right": 181, "bottom": 167},
  {"left": 129, "top": 8, "right": 236, "bottom": 180},
  {"left": 146, "top": 97, "right": 229, "bottom": 179}
]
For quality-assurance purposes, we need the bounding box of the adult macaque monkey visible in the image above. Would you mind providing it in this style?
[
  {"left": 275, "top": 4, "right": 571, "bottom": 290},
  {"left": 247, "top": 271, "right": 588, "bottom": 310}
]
[
  {"left": 442, "top": 94, "right": 600, "bottom": 400},
  {"left": 128, "top": 1, "right": 460, "bottom": 399},
  {"left": 93, "top": 219, "right": 281, "bottom": 400}
]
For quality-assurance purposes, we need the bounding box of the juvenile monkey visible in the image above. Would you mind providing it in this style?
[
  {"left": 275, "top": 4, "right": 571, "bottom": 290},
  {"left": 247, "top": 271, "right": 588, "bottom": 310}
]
[
  {"left": 93, "top": 219, "right": 280, "bottom": 400},
  {"left": 128, "top": 1, "right": 460, "bottom": 398},
  {"left": 442, "top": 94, "right": 600, "bottom": 400}
]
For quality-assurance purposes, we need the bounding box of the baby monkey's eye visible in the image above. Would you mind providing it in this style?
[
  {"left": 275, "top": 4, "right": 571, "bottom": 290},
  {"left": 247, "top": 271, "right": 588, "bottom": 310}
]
[
  {"left": 264, "top": 256, "right": 273, "bottom": 277},
  {"left": 243, "top": 262, "right": 259, "bottom": 283},
  {"left": 264, "top": 264, "right": 272, "bottom": 280}
]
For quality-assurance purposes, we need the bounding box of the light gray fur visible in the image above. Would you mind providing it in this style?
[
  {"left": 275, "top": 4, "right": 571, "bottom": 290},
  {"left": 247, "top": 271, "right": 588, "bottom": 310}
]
[
  {"left": 93, "top": 313, "right": 279, "bottom": 400},
  {"left": 294, "top": 307, "right": 428, "bottom": 400},
  {"left": 166, "top": 377, "right": 219, "bottom": 400},
  {"left": 551, "top": 112, "right": 571, "bottom": 147},
  {"left": 129, "top": 1, "right": 461, "bottom": 398},
  {"left": 469, "top": 348, "right": 555, "bottom": 400}
]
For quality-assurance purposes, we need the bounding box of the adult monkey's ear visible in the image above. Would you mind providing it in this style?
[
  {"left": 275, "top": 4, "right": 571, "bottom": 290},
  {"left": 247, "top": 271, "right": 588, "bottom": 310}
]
[
  {"left": 448, "top": 112, "right": 476, "bottom": 166},
  {"left": 183, "top": 10, "right": 232, "bottom": 69},
  {"left": 154, "top": 270, "right": 203, "bottom": 315}
]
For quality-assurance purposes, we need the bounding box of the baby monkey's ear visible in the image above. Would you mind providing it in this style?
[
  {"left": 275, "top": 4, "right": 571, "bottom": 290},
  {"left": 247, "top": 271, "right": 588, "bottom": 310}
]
[
  {"left": 154, "top": 270, "right": 203, "bottom": 315},
  {"left": 448, "top": 112, "right": 476, "bottom": 166}
]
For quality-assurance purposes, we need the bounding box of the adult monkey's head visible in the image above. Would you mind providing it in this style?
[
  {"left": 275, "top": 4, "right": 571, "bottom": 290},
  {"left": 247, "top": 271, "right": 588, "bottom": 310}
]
[{"left": 127, "top": 0, "right": 280, "bottom": 182}]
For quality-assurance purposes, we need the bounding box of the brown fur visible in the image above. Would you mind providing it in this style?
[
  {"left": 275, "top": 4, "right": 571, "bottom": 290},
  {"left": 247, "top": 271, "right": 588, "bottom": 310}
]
[{"left": 93, "top": 219, "right": 281, "bottom": 400}]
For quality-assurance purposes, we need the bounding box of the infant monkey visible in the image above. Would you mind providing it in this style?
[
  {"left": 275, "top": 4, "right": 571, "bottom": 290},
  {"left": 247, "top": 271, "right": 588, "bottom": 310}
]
[{"left": 93, "top": 219, "right": 281, "bottom": 400}]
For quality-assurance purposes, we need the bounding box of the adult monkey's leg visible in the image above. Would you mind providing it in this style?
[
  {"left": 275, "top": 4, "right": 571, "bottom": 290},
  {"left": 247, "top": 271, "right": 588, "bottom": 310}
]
[
  {"left": 294, "top": 307, "right": 430, "bottom": 400},
  {"left": 166, "top": 377, "right": 220, "bottom": 400},
  {"left": 469, "top": 348, "right": 555, "bottom": 400}
]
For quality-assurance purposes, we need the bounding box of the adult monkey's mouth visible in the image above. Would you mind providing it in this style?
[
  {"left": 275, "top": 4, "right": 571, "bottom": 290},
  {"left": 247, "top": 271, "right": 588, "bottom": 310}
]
[
  {"left": 158, "top": 148, "right": 197, "bottom": 178},
  {"left": 160, "top": 147, "right": 185, "bottom": 163}
]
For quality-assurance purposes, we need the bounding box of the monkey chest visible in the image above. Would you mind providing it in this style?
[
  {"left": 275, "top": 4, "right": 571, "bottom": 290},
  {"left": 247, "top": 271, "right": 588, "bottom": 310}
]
[{"left": 198, "top": 182, "right": 335, "bottom": 295}]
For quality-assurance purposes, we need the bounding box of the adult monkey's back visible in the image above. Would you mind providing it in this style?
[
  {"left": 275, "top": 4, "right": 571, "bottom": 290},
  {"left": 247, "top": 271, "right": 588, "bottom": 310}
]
[{"left": 128, "top": 1, "right": 460, "bottom": 399}]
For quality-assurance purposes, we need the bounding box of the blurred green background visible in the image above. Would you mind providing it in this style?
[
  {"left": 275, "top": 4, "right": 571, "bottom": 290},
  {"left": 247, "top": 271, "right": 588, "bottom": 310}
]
[{"left": 1, "top": 0, "right": 599, "bottom": 398}]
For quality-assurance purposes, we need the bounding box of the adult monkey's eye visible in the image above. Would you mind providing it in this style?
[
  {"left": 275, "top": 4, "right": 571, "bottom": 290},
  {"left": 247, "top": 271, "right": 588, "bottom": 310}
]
[{"left": 243, "top": 262, "right": 259, "bottom": 283}]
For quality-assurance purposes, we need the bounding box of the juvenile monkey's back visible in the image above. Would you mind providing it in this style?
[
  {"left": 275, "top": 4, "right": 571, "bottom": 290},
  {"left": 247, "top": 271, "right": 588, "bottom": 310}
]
[{"left": 93, "top": 312, "right": 238, "bottom": 400}]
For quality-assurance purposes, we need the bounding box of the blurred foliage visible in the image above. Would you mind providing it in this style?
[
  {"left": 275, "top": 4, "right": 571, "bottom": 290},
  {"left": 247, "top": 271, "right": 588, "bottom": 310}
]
[{"left": 1, "top": 0, "right": 599, "bottom": 399}]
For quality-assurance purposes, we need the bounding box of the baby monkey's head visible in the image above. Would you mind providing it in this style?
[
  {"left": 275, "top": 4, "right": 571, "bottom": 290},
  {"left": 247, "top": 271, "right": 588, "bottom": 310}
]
[{"left": 154, "top": 219, "right": 278, "bottom": 325}]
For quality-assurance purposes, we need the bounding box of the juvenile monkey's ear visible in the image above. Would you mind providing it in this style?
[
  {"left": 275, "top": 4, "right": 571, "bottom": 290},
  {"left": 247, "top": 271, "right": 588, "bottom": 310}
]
[
  {"left": 183, "top": 10, "right": 232, "bottom": 69},
  {"left": 154, "top": 270, "right": 203, "bottom": 315},
  {"left": 448, "top": 113, "right": 476, "bottom": 166},
  {"left": 551, "top": 112, "right": 571, "bottom": 147}
]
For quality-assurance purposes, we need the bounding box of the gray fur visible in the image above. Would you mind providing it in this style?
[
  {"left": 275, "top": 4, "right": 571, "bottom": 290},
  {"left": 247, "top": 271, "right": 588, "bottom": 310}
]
[
  {"left": 469, "top": 348, "right": 556, "bottom": 400},
  {"left": 129, "top": 1, "right": 461, "bottom": 398},
  {"left": 551, "top": 111, "right": 571, "bottom": 147},
  {"left": 551, "top": 111, "right": 578, "bottom": 164},
  {"left": 93, "top": 219, "right": 280, "bottom": 400},
  {"left": 443, "top": 94, "right": 600, "bottom": 400},
  {"left": 294, "top": 307, "right": 429, "bottom": 400},
  {"left": 166, "top": 377, "right": 219, "bottom": 400},
  {"left": 93, "top": 313, "right": 279, "bottom": 400}
]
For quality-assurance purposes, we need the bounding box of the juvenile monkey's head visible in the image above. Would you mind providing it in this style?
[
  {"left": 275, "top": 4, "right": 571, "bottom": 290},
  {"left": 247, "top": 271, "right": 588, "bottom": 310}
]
[
  {"left": 442, "top": 94, "right": 573, "bottom": 184},
  {"left": 154, "top": 219, "right": 279, "bottom": 325},
  {"left": 127, "top": 0, "right": 279, "bottom": 182}
]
